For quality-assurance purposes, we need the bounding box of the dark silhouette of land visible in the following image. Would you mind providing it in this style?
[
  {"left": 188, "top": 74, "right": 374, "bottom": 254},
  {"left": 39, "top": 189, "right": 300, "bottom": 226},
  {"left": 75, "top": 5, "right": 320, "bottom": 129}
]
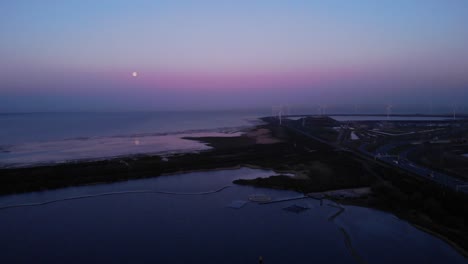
[{"left": 0, "top": 119, "right": 467, "bottom": 256}]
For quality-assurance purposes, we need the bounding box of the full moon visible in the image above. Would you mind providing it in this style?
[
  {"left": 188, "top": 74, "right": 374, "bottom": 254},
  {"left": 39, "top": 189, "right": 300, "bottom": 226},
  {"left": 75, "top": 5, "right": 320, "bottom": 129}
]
[{"left": 132, "top": 71, "right": 138, "bottom": 77}]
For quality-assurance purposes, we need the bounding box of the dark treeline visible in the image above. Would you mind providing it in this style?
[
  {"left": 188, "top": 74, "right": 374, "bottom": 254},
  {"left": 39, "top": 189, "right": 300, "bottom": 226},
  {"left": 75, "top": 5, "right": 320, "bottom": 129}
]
[{"left": 0, "top": 123, "right": 467, "bottom": 254}]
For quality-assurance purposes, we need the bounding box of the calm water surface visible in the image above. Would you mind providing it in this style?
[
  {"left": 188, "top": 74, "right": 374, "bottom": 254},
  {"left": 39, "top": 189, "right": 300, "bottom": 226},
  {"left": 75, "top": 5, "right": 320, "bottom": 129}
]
[
  {"left": 0, "top": 168, "right": 464, "bottom": 264},
  {"left": 331, "top": 115, "right": 456, "bottom": 121},
  {"left": 1, "top": 111, "right": 461, "bottom": 167},
  {"left": 0, "top": 111, "right": 266, "bottom": 167}
]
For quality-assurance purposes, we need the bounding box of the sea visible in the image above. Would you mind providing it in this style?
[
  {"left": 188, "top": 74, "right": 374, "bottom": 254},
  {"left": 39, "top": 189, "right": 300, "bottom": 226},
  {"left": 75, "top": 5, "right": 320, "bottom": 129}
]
[
  {"left": 0, "top": 110, "right": 268, "bottom": 167},
  {"left": 0, "top": 108, "right": 461, "bottom": 167},
  {"left": 1, "top": 110, "right": 467, "bottom": 262}
]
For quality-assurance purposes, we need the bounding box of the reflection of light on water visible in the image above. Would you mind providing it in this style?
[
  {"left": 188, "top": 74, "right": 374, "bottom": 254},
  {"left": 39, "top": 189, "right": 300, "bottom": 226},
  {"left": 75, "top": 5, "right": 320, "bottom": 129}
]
[{"left": 1, "top": 132, "right": 243, "bottom": 167}]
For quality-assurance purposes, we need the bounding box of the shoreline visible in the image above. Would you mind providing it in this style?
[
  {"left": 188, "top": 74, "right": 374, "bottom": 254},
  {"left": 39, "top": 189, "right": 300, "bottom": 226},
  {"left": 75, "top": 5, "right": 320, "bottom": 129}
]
[
  {"left": 161, "top": 164, "right": 297, "bottom": 178},
  {"left": 0, "top": 129, "right": 251, "bottom": 169},
  {"left": 336, "top": 198, "right": 468, "bottom": 258},
  {"left": 412, "top": 224, "right": 468, "bottom": 258},
  {"left": 0, "top": 122, "right": 467, "bottom": 257},
  {"left": 0, "top": 124, "right": 300, "bottom": 196}
]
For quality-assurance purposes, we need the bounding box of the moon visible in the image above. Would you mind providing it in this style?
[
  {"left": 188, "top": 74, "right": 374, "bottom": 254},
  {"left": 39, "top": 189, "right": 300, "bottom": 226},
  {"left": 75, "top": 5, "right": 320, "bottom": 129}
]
[{"left": 132, "top": 71, "right": 138, "bottom": 77}]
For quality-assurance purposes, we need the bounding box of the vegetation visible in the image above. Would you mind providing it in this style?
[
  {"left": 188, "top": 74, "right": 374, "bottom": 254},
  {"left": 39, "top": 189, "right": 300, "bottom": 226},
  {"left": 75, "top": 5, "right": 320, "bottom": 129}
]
[
  {"left": 353, "top": 163, "right": 468, "bottom": 256},
  {"left": 408, "top": 144, "right": 468, "bottom": 181},
  {"left": 234, "top": 153, "right": 375, "bottom": 193},
  {"left": 0, "top": 124, "right": 326, "bottom": 195},
  {"left": 0, "top": 121, "right": 467, "bottom": 255}
]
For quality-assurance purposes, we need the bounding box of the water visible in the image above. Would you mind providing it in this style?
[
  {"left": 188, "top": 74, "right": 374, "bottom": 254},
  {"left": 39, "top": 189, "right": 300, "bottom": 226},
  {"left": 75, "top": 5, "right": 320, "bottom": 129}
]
[
  {"left": 331, "top": 115, "right": 456, "bottom": 121},
  {"left": 0, "top": 111, "right": 462, "bottom": 167},
  {"left": 0, "top": 110, "right": 268, "bottom": 167},
  {"left": 0, "top": 167, "right": 464, "bottom": 263}
]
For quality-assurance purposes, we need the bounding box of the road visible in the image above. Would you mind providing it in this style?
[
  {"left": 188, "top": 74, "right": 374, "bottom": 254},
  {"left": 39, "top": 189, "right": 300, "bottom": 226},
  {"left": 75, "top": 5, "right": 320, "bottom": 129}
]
[
  {"left": 276, "top": 117, "right": 468, "bottom": 194},
  {"left": 364, "top": 143, "right": 468, "bottom": 194}
]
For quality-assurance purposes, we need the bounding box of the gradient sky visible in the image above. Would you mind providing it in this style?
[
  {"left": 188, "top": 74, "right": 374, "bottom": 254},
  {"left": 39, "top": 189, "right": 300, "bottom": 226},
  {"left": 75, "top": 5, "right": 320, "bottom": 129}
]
[{"left": 1, "top": 0, "right": 468, "bottom": 112}]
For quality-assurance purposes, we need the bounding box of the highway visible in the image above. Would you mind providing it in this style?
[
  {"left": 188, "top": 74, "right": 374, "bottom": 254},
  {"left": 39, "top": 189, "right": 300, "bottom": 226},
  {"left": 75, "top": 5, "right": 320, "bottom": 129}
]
[
  {"left": 372, "top": 142, "right": 468, "bottom": 194},
  {"left": 369, "top": 136, "right": 468, "bottom": 193},
  {"left": 274, "top": 117, "right": 468, "bottom": 195}
]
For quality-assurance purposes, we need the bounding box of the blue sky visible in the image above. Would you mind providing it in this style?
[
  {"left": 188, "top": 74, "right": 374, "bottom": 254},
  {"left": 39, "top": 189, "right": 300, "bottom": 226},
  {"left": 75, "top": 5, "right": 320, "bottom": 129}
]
[{"left": 1, "top": 0, "right": 467, "bottom": 111}]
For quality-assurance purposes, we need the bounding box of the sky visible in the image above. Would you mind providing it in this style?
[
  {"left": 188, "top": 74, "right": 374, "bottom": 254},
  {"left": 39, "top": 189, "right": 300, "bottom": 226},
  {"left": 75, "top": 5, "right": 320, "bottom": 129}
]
[{"left": 1, "top": 0, "right": 468, "bottom": 112}]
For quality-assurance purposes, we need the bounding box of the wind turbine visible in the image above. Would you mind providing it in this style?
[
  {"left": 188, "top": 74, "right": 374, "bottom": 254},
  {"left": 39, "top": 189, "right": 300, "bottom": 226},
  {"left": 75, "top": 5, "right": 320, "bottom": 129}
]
[
  {"left": 271, "top": 104, "right": 283, "bottom": 124},
  {"left": 278, "top": 105, "right": 283, "bottom": 125},
  {"left": 317, "top": 105, "right": 322, "bottom": 116},
  {"left": 386, "top": 104, "right": 393, "bottom": 120},
  {"left": 318, "top": 104, "right": 327, "bottom": 116},
  {"left": 452, "top": 103, "right": 457, "bottom": 120}
]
